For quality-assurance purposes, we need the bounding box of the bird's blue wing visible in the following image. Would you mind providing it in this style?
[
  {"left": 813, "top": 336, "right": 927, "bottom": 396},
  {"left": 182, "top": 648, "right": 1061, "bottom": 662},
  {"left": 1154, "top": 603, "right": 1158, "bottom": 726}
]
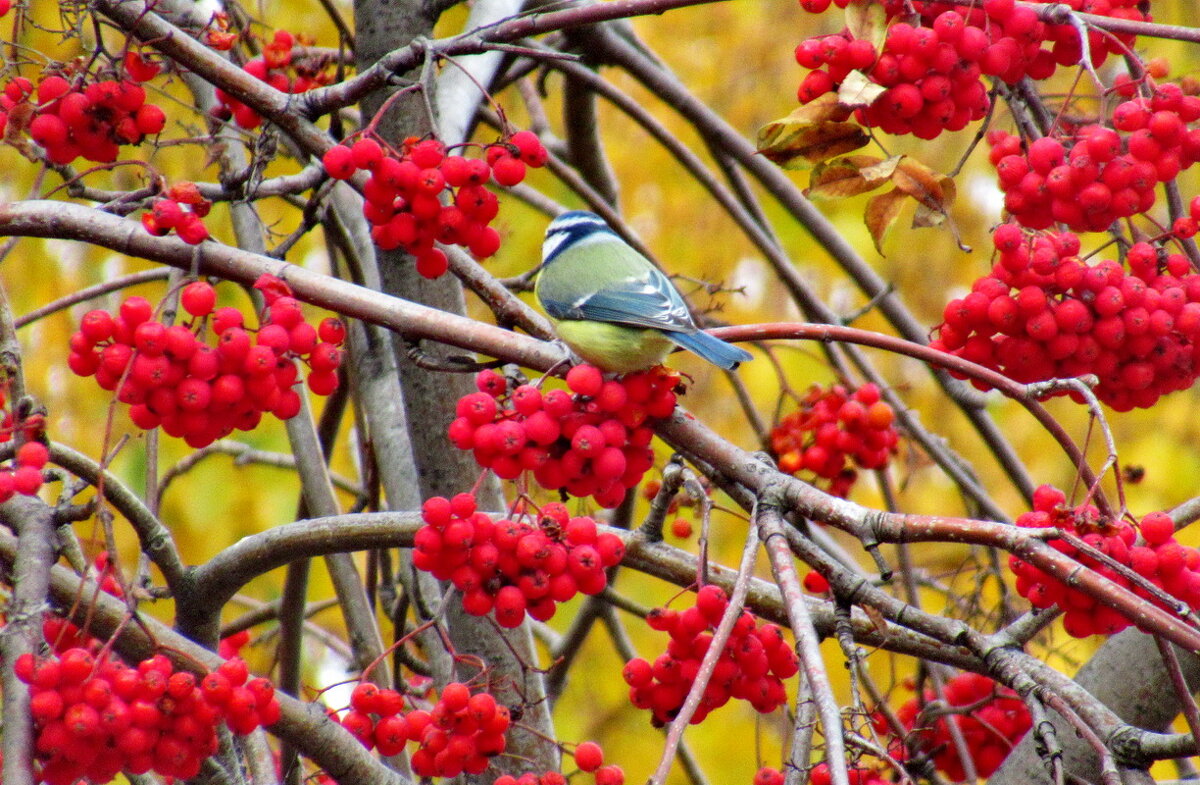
[{"left": 569, "top": 269, "right": 695, "bottom": 333}]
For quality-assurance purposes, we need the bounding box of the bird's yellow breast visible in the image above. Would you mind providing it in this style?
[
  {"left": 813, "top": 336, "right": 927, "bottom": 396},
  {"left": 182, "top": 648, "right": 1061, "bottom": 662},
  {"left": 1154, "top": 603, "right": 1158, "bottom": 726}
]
[{"left": 551, "top": 318, "right": 674, "bottom": 374}]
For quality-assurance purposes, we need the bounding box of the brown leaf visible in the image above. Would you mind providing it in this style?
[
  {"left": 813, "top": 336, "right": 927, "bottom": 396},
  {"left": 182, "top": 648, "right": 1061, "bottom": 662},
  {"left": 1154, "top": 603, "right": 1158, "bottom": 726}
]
[
  {"left": 912, "top": 174, "right": 957, "bottom": 228},
  {"left": 891, "top": 157, "right": 955, "bottom": 214},
  {"left": 757, "top": 105, "right": 870, "bottom": 169},
  {"left": 864, "top": 187, "right": 908, "bottom": 254},
  {"left": 806, "top": 154, "right": 900, "bottom": 199},
  {"left": 837, "top": 69, "right": 886, "bottom": 109},
  {"left": 3, "top": 101, "right": 33, "bottom": 148},
  {"left": 862, "top": 603, "right": 891, "bottom": 637}
]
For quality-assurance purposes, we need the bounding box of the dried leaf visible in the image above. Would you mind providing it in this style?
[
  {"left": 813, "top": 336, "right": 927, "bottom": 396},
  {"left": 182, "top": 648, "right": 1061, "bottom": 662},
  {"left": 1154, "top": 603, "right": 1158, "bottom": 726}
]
[
  {"left": 891, "top": 157, "right": 955, "bottom": 214},
  {"left": 864, "top": 187, "right": 907, "bottom": 254},
  {"left": 858, "top": 155, "right": 903, "bottom": 183},
  {"left": 837, "top": 69, "right": 886, "bottom": 109},
  {"left": 806, "top": 154, "right": 899, "bottom": 199},
  {"left": 757, "top": 105, "right": 870, "bottom": 169},
  {"left": 863, "top": 603, "right": 891, "bottom": 636},
  {"left": 3, "top": 101, "right": 33, "bottom": 153}
]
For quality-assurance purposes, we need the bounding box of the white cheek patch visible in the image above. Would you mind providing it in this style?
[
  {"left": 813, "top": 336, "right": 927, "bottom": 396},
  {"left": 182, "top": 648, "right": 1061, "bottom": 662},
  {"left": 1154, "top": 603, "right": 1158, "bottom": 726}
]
[
  {"left": 542, "top": 232, "right": 570, "bottom": 263},
  {"left": 543, "top": 230, "right": 619, "bottom": 264}
]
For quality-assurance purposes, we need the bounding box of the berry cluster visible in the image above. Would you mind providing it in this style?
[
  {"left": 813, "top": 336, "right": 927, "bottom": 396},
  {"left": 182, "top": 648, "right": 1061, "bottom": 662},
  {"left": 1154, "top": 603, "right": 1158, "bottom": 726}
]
[
  {"left": 214, "top": 30, "right": 334, "bottom": 129},
  {"left": 988, "top": 89, "right": 1200, "bottom": 232},
  {"left": 338, "top": 681, "right": 509, "bottom": 778},
  {"left": 493, "top": 743, "right": 623, "bottom": 785},
  {"left": 449, "top": 366, "right": 676, "bottom": 508},
  {"left": 1008, "top": 485, "right": 1200, "bottom": 637},
  {"left": 875, "top": 671, "right": 1031, "bottom": 781},
  {"left": 322, "top": 131, "right": 548, "bottom": 276},
  {"left": 794, "top": 0, "right": 1147, "bottom": 139},
  {"left": 497, "top": 767, "right": 624, "bottom": 785},
  {"left": 3, "top": 74, "right": 166, "bottom": 165},
  {"left": 622, "top": 586, "right": 799, "bottom": 726},
  {"left": 413, "top": 495, "right": 626, "bottom": 627},
  {"left": 1180, "top": 194, "right": 1200, "bottom": 239},
  {"left": 808, "top": 763, "right": 889, "bottom": 785},
  {"left": 794, "top": 8, "right": 992, "bottom": 139},
  {"left": 200, "top": 11, "right": 239, "bottom": 51},
  {"left": 67, "top": 275, "right": 346, "bottom": 447},
  {"left": 140, "top": 182, "right": 211, "bottom": 245},
  {"left": 931, "top": 226, "right": 1200, "bottom": 410},
  {"left": 14, "top": 650, "right": 277, "bottom": 785},
  {"left": 0, "top": 440, "right": 49, "bottom": 501},
  {"left": 0, "top": 377, "right": 49, "bottom": 501},
  {"left": 769, "top": 383, "right": 898, "bottom": 497}
]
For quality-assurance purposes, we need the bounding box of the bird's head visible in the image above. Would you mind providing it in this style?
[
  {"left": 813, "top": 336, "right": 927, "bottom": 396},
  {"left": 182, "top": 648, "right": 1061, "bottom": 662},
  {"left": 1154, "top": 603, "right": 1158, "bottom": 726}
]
[{"left": 542, "top": 211, "right": 618, "bottom": 266}]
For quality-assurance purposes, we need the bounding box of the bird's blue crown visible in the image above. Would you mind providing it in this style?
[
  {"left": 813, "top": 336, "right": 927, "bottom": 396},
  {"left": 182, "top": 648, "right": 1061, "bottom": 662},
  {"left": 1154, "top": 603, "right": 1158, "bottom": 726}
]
[{"left": 542, "top": 211, "right": 617, "bottom": 264}]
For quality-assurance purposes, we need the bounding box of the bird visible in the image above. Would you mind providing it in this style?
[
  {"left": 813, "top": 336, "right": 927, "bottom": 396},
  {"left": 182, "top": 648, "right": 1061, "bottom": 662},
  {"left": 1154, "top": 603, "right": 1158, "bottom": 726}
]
[{"left": 535, "top": 210, "right": 753, "bottom": 374}]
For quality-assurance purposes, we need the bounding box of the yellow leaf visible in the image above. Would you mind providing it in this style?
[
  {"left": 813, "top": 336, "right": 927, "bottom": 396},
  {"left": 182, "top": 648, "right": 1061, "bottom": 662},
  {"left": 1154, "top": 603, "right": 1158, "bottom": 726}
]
[
  {"left": 777, "top": 93, "right": 855, "bottom": 125},
  {"left": 864, "top": 187, "right": 908, "bottom": 254},
  {"left": 845, "top": 0, "right": 887, "bottom": 52}
]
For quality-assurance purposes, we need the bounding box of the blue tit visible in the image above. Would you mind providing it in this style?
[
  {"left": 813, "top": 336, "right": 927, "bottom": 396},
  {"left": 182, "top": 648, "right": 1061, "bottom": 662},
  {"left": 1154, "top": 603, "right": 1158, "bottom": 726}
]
[{"left": 535, "top": 211, "right": 753, "bottom": 374}]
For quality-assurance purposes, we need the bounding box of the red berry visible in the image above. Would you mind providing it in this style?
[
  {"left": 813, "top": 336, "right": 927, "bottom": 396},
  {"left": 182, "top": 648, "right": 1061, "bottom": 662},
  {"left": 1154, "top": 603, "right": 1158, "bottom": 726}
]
[
  {"left": 181, "top": 281, "right": 217, "bottom": 317},
  {"left": 322, "top": 145, "right": 356, "bottom": 179},
  {"left": 566, "top": 364, "right": 603, "bottom": 397},
  {"left": 1140, "top": 512, "right": 1174, "bottom": 546}
]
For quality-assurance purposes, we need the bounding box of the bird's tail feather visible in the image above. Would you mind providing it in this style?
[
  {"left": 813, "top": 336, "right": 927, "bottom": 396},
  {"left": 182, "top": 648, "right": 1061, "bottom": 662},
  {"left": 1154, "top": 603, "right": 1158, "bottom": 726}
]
[{"left": 669, "top": 330, "right": 753, "bottom": 370}]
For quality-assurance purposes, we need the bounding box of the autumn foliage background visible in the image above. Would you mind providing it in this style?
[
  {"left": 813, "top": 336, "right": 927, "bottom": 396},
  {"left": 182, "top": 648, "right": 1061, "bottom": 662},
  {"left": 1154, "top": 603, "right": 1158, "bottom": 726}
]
[{"left": 7, "top": 0, "right": 1200, "bottom": 784}]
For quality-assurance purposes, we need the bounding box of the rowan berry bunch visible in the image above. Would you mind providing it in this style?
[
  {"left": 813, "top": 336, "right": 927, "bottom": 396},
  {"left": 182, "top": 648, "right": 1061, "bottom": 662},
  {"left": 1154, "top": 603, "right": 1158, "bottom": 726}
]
[
  {"left": 808, "top": 762, "right": 889, "bottom": 785},
  {"left": 931, "top": 226, "right": 1200, "bottom": 410},
  {"left": 874, "top": 671, "right": 1031, "bottom": 781},
  {"left": 0, "top": 375, "right": 49, "bottom": 500},
  {"left": 2, "top": 73, "right": 166, "bottom": 165},
  {"left": 769, "top": 383, "right": 898, "bottom": 497},
  {"left": 622, "top": 585, "right": 799, "bottom": 726},
  {"left": 338, "top": 681, "right": 510, "bottom": 778},
  {"left": 496, "top": 774, "right": 568, "bottom": 785},
  {"left": 0, "top": 439, "right": 49, "bottom": 501},
  {"left": 793, "top": 0, "right": 1147, "bottom": 139},
  {"left": 1008, "top": 485, "right": 1200, "bottom": 637},
  {"left": 492, "top": 742, "right": 621, "bottom": 785},
  {"left": 987, "top": 88, "right": 1200, "bottom": 232},
  {"left": 140, "top": 182, "right": 211, "bottom": 245},
  {"left": 449, "top": 365, "right": 676, "bottom": 508},
  {"left": 496, "top": 767, "right": 624, "bottom": 785},
  {"left": 13, "top": 649, "right": 278, "bottom": 785},
  {"left": 322, "top": 130, "right": 548, "bottom": 275},
  {"left": 213, "top": 30, "right": 334, "bottom": 129},
  {"left": 413, "top": 495, "right": 626, "bottom": 627},
  {"left": 67, "top": 275, "right": 346, "bottom": 447}
]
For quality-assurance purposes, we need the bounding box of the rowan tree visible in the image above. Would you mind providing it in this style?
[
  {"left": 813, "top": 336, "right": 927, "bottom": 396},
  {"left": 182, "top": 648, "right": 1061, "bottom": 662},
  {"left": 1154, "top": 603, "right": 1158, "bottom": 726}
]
[{"left": 1, "top": 1, "right": 1200, "bottom": 785}]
